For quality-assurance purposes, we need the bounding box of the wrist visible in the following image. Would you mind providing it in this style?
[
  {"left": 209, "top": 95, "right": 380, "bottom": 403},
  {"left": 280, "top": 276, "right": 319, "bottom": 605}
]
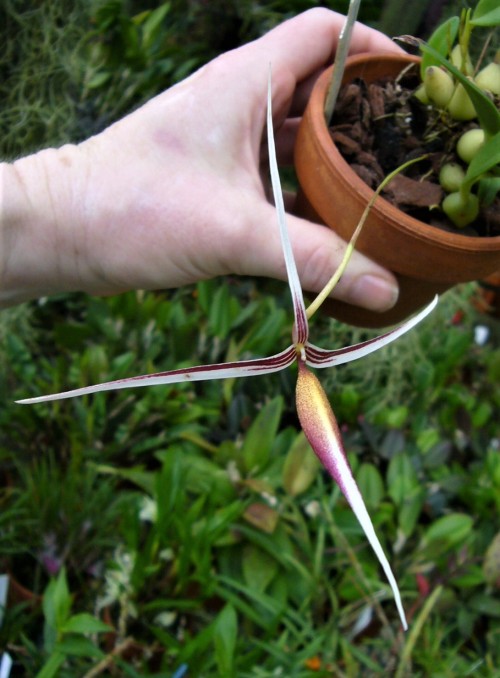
[{"left": 0, "top": 145, "right": 86, "bottom": 308}]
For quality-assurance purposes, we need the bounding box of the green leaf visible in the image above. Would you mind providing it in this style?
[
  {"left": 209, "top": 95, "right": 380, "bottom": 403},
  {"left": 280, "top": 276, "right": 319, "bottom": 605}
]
[
  {"left": 423, "top": 513, "right": 473, "bottom": 547},
  {"left": 35, "top": 652, "right": 66, "bottom": 678},
  {"left": 55, "top": 636, "right": 107, "bottom": 659},
  {"left": 193, "top": 500, "right": 244, "bottom": 543},
  {"left": 86, "top": 71, "right": 112, "bottom": 89},
  {"left": 477, "top": 175, "right": 500, "bottom": 207},
  {"left": 450, "top": 566, "right": 486, "bottom": 588},
  {"left": 43, "top": 568, "right": 71, "bottom": 653},
  {"left": 338, "top": 384, "right": 361, "bottom": 419},
  {"left": 282, "top": 431, "right": 320, "bottom": 497},
  {"left": 242, "top": 544, "right": 279, "bottom": 594},
  {"left": 60, "top": 613, "right": 112, "bottom": 635},
  {"left": 419, "top": 42, "right": 500, "bottom": 137},
  {"left": 213, "top": 604, "right": 238, "bottom": 677},
  {"left": 236, "top": 522, "right": 294, "bottom": 569},
  {"left": 208, "top": 284, "right": 240, "bottom": 340},
  {"left": 416, "top": 428, "right": 441, "bottom": 454},
  {"left": 356, "top": 463, "right": 384, "bottom": 510},
  {"left": 385, "top": 405, "right": 409, "bottom": 429},
  {"left": 181, "top": 453, "right": 234, "bottom": 500},
  {"left": 398, "top": 486, "right": 426, "bottom": 537},
  {"left": 471, "top": 400, "right": 493, "bottom": 428},
  {"left": 196, "top": 279, "right": 217, "bottom": 314},
  {"left": 93, "top": 463, "right": 155, "bottom": 494},
  {"left": 242, "top": 396, "right": 283, "bottom": 473},
  {"left": 245, "top": 306, "right": 287, "bottom": 354},
  {"left": 487, "top": 349, "right": 500, "bottom": 381},
  {"left": 421, "top": 16, "right": 460, "bottom": 78},
  {"left": 468, "top": 593, "right": 500, "bottom": 617},
  {"left": 141, "top": 3, "right": 170, "bottom": 50},
  {"left": 471, "top": 0, "right": 500, "bottom": 26},
  {"left": 387, "top": 453, "right": 418, "bottom": 506},
  {"left": 214, "top": 581, "right": 273, "bottom": 631}
]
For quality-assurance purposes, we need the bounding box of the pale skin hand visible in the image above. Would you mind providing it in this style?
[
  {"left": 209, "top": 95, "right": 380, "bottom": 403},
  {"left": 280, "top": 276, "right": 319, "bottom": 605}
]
[{"left": 0, "top": 8, "right": 402, "bottom": 311}]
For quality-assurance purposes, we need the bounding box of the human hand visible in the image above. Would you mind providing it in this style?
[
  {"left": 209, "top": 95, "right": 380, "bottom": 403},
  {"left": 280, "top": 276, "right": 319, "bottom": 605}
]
[{"left": 1, "top": 8, "right": 401, "bottom": 310}]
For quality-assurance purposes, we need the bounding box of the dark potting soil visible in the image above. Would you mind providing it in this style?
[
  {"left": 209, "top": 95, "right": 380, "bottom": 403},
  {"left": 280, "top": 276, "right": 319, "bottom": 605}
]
[{"left": 330, "top": 63, "right": 500, "bottom": 238}]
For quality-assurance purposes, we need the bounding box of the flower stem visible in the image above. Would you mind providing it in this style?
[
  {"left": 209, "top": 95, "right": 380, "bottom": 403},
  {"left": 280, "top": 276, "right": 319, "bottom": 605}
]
[{"left": 306, "top": 156, "right": 428, "bottom": 320}]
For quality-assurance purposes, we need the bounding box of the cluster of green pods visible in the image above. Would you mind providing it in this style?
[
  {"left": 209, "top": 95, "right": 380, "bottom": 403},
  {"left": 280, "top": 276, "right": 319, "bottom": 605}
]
[{"left": 416, "top": 48, "right": 500, "bottom": 227}]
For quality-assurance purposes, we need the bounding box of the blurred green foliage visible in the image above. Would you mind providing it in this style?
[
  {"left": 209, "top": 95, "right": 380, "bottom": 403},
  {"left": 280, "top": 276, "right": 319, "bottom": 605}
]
[
  {"left": 2, "top": 281, "right": 499, "bottom": 674},
  {"left": 0, "top": 0, "right": 436, "bottom": 158},
  {"left": 1, "top": 0, "right": 499, "bottom": 675}
]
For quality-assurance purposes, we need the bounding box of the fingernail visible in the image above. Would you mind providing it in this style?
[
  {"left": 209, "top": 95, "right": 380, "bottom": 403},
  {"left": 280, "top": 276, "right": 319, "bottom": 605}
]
[{"left": 345, "top": 275, "right": 399, "bottom": 312}]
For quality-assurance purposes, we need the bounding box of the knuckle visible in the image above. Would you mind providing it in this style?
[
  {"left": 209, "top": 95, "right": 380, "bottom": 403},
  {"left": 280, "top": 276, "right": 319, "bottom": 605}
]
[{"left": 301, "top": 242, "right": 344, "bottom": 293}]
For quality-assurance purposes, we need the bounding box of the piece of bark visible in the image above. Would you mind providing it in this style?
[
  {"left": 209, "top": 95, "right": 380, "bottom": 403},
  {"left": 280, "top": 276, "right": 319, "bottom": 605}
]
[
  {"left": 386, "top": 174, "right": 443, "bottom": 208},
  {"left": 351, "top": 163, "right": 381, "bottom": 189},
  {"left": 330, "top": 130, "right": 361, "bottom": 155},
  {"left": 367, "top": 83, "right": 386, "bottom": 119}
]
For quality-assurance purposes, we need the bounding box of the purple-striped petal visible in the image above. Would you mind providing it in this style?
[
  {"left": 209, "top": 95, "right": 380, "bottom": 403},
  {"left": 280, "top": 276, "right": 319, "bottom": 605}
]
[
  {"left": 267, "top": 71, "right": 308, "bottom": 346},
  {"left": 305, "top": 296, "right": 438, "bottom": 368},
  {"left": 295, "top": 360, "right": 408, "bottom": 630},
  {"left": 16, "top": 345, "right": 297, "bottom": 405}
]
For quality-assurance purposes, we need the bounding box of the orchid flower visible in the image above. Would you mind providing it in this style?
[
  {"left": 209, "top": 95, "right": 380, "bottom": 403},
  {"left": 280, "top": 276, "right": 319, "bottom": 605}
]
[{"left": 17, "top": 74, "right": 438, "bottom": 632}]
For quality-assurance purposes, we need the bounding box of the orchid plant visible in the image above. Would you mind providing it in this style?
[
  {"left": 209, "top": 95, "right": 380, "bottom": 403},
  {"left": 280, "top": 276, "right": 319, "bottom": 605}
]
[{"left": 17, "top": 74, "right": 439, "bottom": 632}]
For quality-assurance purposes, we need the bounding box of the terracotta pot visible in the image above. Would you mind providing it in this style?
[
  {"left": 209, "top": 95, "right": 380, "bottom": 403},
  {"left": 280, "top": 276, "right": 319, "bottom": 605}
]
[{"left": 294, "top": 53, "right": 500, "bottom": 328}]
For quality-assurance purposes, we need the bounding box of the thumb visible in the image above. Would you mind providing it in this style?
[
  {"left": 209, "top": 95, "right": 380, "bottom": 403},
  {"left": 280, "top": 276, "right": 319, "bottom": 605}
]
[{"left": 241, "top": 203, "right": 399, "bottom": 313}]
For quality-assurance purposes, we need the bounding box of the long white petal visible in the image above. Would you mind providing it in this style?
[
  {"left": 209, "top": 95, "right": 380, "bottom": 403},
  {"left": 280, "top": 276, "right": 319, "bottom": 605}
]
[
  {"left": 16, "top": 345, "right": 296, "bottom": 404},
  {"left": 267, "top": 69, "right": 308, "bottom": 345},
  {"left": 296, "top": 362, "right": 408, "bottom": 630},
  {"left": 305, "top": 296, "right": 438, "bottom": 368}
]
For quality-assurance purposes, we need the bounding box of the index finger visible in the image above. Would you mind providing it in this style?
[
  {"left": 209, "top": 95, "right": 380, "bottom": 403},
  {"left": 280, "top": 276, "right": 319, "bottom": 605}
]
[
  {"left": 245, "top": 8, "right": 400, "bottom": 87},
  {"left": 226, "top": 8, "right": 401, "bottom": 125}
]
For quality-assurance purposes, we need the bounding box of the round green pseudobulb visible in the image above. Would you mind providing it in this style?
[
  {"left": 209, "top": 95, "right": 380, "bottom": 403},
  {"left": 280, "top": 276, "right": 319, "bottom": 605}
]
[
  {"left": 447, "top": 83, "right": 477, "bottom": 121},
  {"left": 424, "top": 66, "right": 454, "bottom": 108},
  {"left": 475, "top": 62, "right": 500, "bottom": 96},
  {"left": 456, "top": 128, "right": 485, "bottom": 164},
  {"left": 439, "top": 163, "right": 466, "bottom": 193},
  {"left": 442, "top": 191, "right": 479, "bottom": 228},
  {"left": 413, "top": 83, "right": 429, "bottom": 105}
]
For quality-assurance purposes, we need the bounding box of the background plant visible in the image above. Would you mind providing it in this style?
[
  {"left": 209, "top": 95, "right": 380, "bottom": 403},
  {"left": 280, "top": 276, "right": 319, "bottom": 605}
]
[{"left": 1, "top": 1, "right": 499, "bottom": 676}]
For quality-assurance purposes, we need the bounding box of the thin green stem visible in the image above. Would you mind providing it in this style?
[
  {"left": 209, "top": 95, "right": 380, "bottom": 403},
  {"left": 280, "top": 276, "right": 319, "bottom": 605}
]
[
  {"left": 458, "top": 8, "right": 473, "bottom": 65},
  {"left": 306, "top": 156, "right": 428, "bottom": 320},
  {"left": 459, "top": 181, "right": 472, "bottom": 203},
  {"left": 395, "top": 585, "right": 443, "bottom": 678}
]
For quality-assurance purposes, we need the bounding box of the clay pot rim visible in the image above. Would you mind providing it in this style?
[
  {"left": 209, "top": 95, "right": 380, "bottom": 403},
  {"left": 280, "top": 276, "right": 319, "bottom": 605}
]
[{"left": 311, "top": 52, "right": 500, "bottom": 254}]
